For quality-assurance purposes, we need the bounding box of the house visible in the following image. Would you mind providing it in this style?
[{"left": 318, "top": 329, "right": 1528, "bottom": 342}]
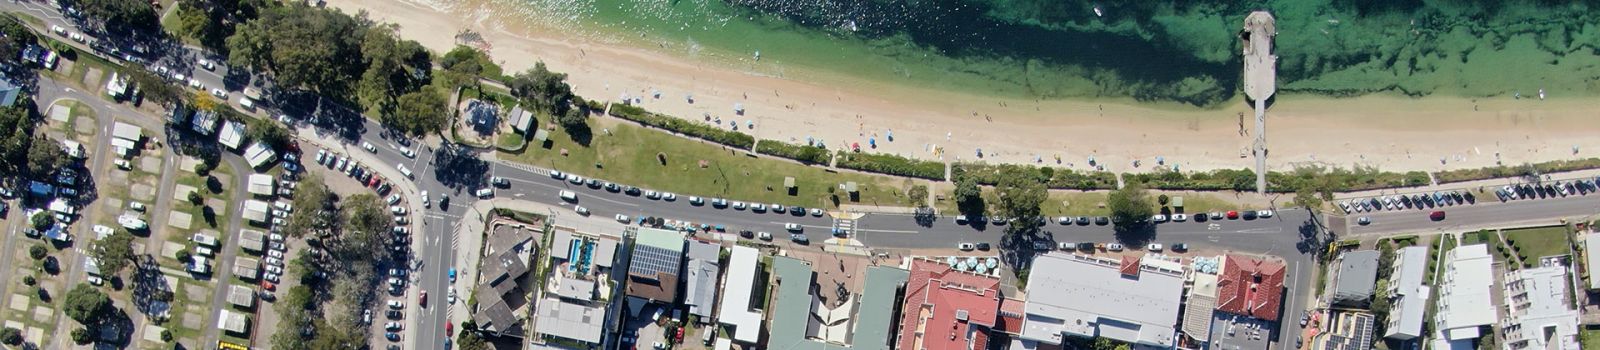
[
  {"left": 105, "top": 72, "right": 129, "bottom": 97},
  {"left": 718, "top": 246, "right": 764, "bottom": 344},
  {"left": 61, "top": 140, "right": 85, "bottom": 159},
  {"left": 216, "top": 310, "right": 249, "bottom": 335},
  {"left": 509, "top": 105, "right": 535, "bottom": 133},
  {"left": 191, "top": 110, "right": 218, "bottom": 135},
  {"left": 246, "top": 174, "right": 275, "bottom": 197},
  {"left": 1017, "top": 254, "right": 1185, "bottom": 349},
  {"left": 533, "top": 295, "right": 605, "bottom": 344},
  {"left": 238, "top": 230, "right": 265, "bottom": 253},
  {"left": 1430, "top": 244, "right": 1497, "bottom": 350},
  {"left": 683, "top": 240, "right": 721, "bottom": 320},
  {"left": 1332, "top": 250, "right": 1379, "bottom": 308},
  {"left": 626, "top": 228, "right": 685, "bottom": 304},
  {"left": 243, "top": 142, "right": 277, "bottom": 169},
  {"left": 189, "top": 256, "right": 211, "bottom": 274},
  {"left": 1383, "top": 247, "right": 1429, "bottom": 340},
  {"left": 111, "top": 122, "right": 143, "bottom": 158},
  {"left": 1216, "top": 254, "right": 1285, "bottom": 321},
  {"left": 472, "top": 223, "right": 536, "bottom": 337},
  {"left": 233, "top": 257, "right": 260, "bottom": 280},
  {"left": 227, "top": 285, "right": 256, "bottom": 308},
  {"left": 0, "top": 78, "right": 20, "bottom": 107},
  {"left": 218, "top": 120, "right": 246, "bottom": 150},
  {"left": 1316, "top": 312, "right": 1375, "bottom": 350},
  {"left": 1499, "top": 266, "right": 1579, "bottom": 350},
  {"left": 767, "top": 256, "right": 907, "bottom": 350},
  {"left": 190, "top": 232, "right": 219, "bottom": 247},
  {"left": 242, "top": 200, "right": 270, "bottom": 223},
  {"left": 1586, "top": 233, "right": 1600, "bottom": 290},
  {"left": 895, "top": 258, "right": 1006, "bottom": 350},
  {"left": 1181, "top": 272, "right": 1219, "bottom": 343}
]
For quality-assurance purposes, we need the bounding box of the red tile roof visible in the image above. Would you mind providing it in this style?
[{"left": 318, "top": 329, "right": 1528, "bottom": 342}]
[
  {"left": 1120, "top": 256, "right": 1141, "bottom": 276},
  {"left": 1216, "top": 254, "right": 1286, "bottom": 321},
  {"left": 996, "top": 297, "right": 1026, "bottom": 334},
  {"left": 896, "top": 259, "right": 1004, "bottom": 350}
]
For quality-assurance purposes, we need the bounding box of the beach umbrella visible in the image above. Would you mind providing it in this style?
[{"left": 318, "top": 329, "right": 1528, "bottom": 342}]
[
  {"left": 1157, "top": 156, "right": 1165, "bottom": 165},
  {"left": 975, "top": 263, "right": 988, "bottom": 274},
  {"left": 868, "top": 137, "right": 876, "bottom": 148},
  {"left": 976, "top": 148, "right": 983, "bottom": 157},
  {"left": 852, "top": 142, "right": 860, "bottom": 151},
  {"left": 985, "top": 257, "right": 998, "bottom": 268},
  {"left": 887, "top": 129, "right": 894, "bottom": 141},
  {"left": 733, "top": 103, "right": 744, "bottom": 112},
  {"left": 947, "top": 256, "right": 958, "bottom": 266},
  {"left": 806, "top": 136, "right": 815, "bottom": 145},
  {"left": 747, "top": 120, "right": 754, "bottom": 128}
]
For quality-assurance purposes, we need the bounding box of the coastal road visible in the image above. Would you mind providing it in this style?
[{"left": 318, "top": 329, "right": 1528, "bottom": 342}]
[{"left": 1347, "top": 194, "right": 1600, "bottom": 236}]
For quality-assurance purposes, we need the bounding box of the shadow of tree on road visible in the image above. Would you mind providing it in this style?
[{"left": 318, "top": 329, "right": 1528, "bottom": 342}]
[{"left": 430, "top": 142, "right": 489, "bottom": 192}]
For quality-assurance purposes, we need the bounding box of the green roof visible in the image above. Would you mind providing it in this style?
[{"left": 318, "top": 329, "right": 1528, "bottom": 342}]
[
  {"left": 634, "top": 228, "right": 684, "bottom": 252},
  {"left": 768, "top": 257, "right": 908, "bottom": 350}
]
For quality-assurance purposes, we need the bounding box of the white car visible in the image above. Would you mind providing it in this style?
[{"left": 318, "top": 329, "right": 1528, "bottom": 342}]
[
  {"left": 662, "top": 193, "right": 676, "bottom": 201},
  {"left": 210, "top": 88, "right": 227, "bottom": 99},
  {"left": 616, "top": 214, "right": 630, "bottom": 223},
  {"left": 315, "top": 149, "right": 328, "bottom": 164},
  {"left": 475, "top": 188, "right": 493, "bottom": 198},
  {"left": 397, "top": 164, "right": 412, "bottom": 178},
  {"left": 386, "top": 194, "right": 402, "bottom": 205},
  {"left": 266, "top": 265, "right": 284, "bottom": 275},
  {"left": 1171, "top": 214, "right": 1187, "bottom": 222},
  {"left": 688, "top": 196, "right": 703, "bottom": 205},
  {"left": 733, "top": 202, "right": 747, "bottom": 210},
  {"left": 399, "top": 147, "right": 415, "bottom": 158},
  {"left": 1151, "top": 214, "right": 1168, "bottom": 223},
  {"left": 390, "top": 206, "right": 406, "bottom": 215},
  {"left": 362, "top": 142, "right": 376, "bottom": 152},
  {"left": 574, "top": 206, "right": 589, "bottom": 215},
  {"left": 198, "top": 59, "right": 215, "bottom": 71},
  {"left": 751, "top": 203, "right": 766, "bottom": 212},
  {"left": 268, "top": 250, "right": 284, "bottom": 259},
  {"left": 50, "top": 25, "right": 65, "bottom": 35},
  {"left": 958, "top": 243, "right": 976, "bottom": 251},
  {"left": 1147, "top": 244, "right": 1163, "bottom": 252},
  {"left": 174, "top": 73, "right": 186, "bottom": 82},
  {"left": 113, "top": 159, "right": 131, "bottom": 170},
  {"left": 784, "top": 223, "right": 801, "bottom": 231},
  {"left": 188, "top": 78, "right": 202, "bottom": 89},
  {"left": 69, "top": 32, "right": 83, "bottom": 42},
  {"left": 420, "top": 191, "right": 429, "bottom": 207},
  {"left": 1257, "top": 210, "right": 1274, "bottom": 218},
  {"left": 93, "top": 225, "right": 114, "bottom": 237}
]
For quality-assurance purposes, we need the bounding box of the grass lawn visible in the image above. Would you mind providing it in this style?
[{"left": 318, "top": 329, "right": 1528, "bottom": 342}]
[
  {"left": 1462, "top": 230, "right": 1492, "bottom": 246},
  {"left": 1503, "top": 225, "right": 1572, "bottom": 266},
  {"left": 501, "top": 118, "right": 919, "bottom": 209},
  {"left": 1582, "top": 328, "right": 1600, "bottom": 350},
  {"left": 496, "top": 131, "right": 527, "bottom": 150}
]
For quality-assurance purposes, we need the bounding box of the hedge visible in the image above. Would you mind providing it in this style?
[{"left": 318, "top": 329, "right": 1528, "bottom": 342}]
[
  {"left": 835, "top": 151, "right": 946, "bottom": 180},
  {"left": 608, "top": 103, "right": 755, "bottom": 149},
  {"left": 1435, "top": 158, "right": 1600, "bottom": 184},
  {"left": 755, "top": 141, "right": 831, "bottom": 165},
  {"left": 1126, "top": 168, "right": 1255, "bottom": 191},
  {"left": 955, "top": 163, "right": 1117, "bottom": 190}
]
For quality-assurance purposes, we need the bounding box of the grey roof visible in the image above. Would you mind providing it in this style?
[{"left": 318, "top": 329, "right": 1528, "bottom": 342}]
[
  {"left": 217, "top": 310, "right": 250, "bottom": 334},
  {"left": 489, "top": 224, "right": 534, "bottom": 256},
  {"left": 511, "top": 105, "right": 535, "bottom": 132},
  {"left": 483, "top": 253, "right": 529, "bottom": 292},
  {"left": 473, "top": 286, "right": 523, "bottom": 336},
  {"left": 1019, "top": 253, "right": 1185, "bottom": 347},
  {"left": 554, "top": 277, "right": 595, "bottom": 301},
  {"left": 684, "top": 240, "right": 722, "bottom": 318},
  {"left": 1587, "top": 234, "right": 1600, "bottom": 289},
  {"left": 534, "top": 297, "right": 605, "bottom": 343},
  {"left": 1384, "top": 246, "right": 1429, "bottom": 340},
  {"left": 238, "top": 230, "right": 265, "bottom": 252},
  {"left": 228, "top": 285, "right": 255, "bottom": 307},
  {"left": 551, "top": 230, "right": 574, "bottom": 260},
  {"left": 1333, "top": 250, "right": 1379, "bottom": 308},
  {"left": 594, "top": 238, "right": 618, "bottom": 268},
  {"left": 233, "top": 257, "right": 260, "bottom": 280},
  {"left": 629, "top": 228, "right": 684, "bottom": 278},
  {"left": 767, "top": 256, "right": 909, "bottom": 350},
  {"left": 0, "top": 78, "right": 20, "bottom": 107}
]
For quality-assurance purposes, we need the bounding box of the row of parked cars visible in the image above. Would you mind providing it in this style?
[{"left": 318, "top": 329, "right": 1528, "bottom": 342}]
[
  {"left": 1497, "top": 178, "right": 1599, "bottom": 202},
  {"left": 551, "top": 169, "right": 827, "bottom": 219},
  {"left": 1342, "top": 190, "right": 1474, "bottom": 214}
]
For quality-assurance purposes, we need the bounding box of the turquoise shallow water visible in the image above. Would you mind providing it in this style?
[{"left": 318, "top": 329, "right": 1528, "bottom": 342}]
[{"left": 507, "top": 0, "right": 1600, "bottom": 106}]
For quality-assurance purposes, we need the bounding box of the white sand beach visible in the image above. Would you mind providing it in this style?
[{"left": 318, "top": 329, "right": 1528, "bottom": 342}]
[{"left": 332, "top": 0, "right": 1600, "bottom": 174}]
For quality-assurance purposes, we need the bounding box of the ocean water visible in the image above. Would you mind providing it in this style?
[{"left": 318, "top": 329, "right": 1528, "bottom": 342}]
[{"left": 487, "top": 0, "right": 1600, "bottom": 106}]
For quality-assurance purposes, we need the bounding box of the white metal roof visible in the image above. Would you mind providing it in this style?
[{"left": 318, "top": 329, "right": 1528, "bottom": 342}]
[
  {"left": 717, "top": 246, "right": 763, "bottom": 343},
  {"left": 246, "top": 174, "right": 275, "bottom": 196},
  {"left": 534, "top": 297, "right": 604, "bottom": 343},
  {"left": 218, "top": 120, "right": 246, "bottom": 150},
  {"left": 1384, "top": 246, "right": 1429, "bottom": 340},
  {"left": 1587, "top": 233, "right": 1600, "bottom": 289},
  {"left": 1501, "top": 266, "right": 1580, "bottom": 350},
  {"left": 1433, "top": 244, "right": 1496, "bottom": 340},
  {"left": 243, "top": 143, "right": 276, "bottom": 168},
  {"left": 243, "top": 200, "right": 271, "bottom": 222},
  {"left": 111, "top": 122, "right": 141, "bottom": 142},
  {"left": 1020, "top": 253, "right": 1184, "bottom": 347}
]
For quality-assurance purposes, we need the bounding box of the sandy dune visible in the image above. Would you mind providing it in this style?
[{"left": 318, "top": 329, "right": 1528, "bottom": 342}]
[{"left": 332, "top": 0, "right": 1600, "bottom": 175}]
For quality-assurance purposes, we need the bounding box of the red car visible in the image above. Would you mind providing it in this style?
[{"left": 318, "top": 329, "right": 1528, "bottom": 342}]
[
  {"left": 1226, "top": 211, "right": 1240, "bottom": 220},
  {"left": 1429, "top": 211, "right": 1446, "bottom": 221},
  {"left": 420, "top": 290, "right": 428, "bottom": 306},
  {"left": 368, "top": 177, "right": 381, "bottom": 188},
  {"left": 446, "top": 322, "right": 453, "bottom": 336}
]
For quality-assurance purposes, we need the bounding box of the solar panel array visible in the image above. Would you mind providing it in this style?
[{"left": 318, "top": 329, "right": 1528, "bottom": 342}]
[{"left": 629, "top": 243, "right": 682, "bottom": 278}]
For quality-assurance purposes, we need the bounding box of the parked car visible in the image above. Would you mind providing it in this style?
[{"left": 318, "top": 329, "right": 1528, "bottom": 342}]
[
  {"left": 1171, "top": 243, "right": 1189, "bottom": 252},
  {"left": 574, "top": 206, "right": 590, "bottom": 215},
  {"left": 1429, "top": 211, "right": 1446, "bottom": 221},
  {"left": 1058, "top": 242, "right": 1077, "bottom": 251},
  {"left": 1146, "top": 244, "right": 1163, "bottom": 252},
  {"left": 976, "top": 243, "right": 991, "bottom": 251},
  {"left": 757, "top": 232, "right": 772, "bottom": 241},
  {"left": 1106, "top": 243, "right": 1124, "bottom": 252},
  {"left": 1257, "top": 210, "right": 1274, "bottom": 218},
  {"left": 1357, "top": 217, "right": 1371, "bottom": 225},
  {"left": 958, "top": 243, "right": 975, "bottom": 251},
  {"left": 784, "top": 223, "right": 801, "bottom": 231}
]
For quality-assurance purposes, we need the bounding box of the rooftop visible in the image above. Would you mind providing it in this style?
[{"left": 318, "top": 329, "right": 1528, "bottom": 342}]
[
  {"left": 684, "top": 240, "right": 721, "bottom": 318},
  {"left": 227, "top": 285, "right": 255, "bottom": 308},
  {"left": 233, "top": 257, "right": 259, "bottom": 280},
  {"left": 246, "top": 174, "right": 275, "bottom": 196},
  {"left": 768, "top": 256, "right": 908, "bottom": 350},
  {"left": 1317, "top": 312, "right": 1373, "bottom": 350},
  {"left": 238, "top": 230, "right": 265, "bottom": 252},
  {"left": 1182, "top": 273, "right": 1219, "bottom": 342},
  {"left": 1333, "top": 250, "right": 1379, "bottom": 308},
  {"left": 534, "top": 297, "right": 604, "bottom": 344},
  {"left": 219, "top": 120, "right": 245, "bottom": 150},
  {"left": 243, "top": 200, "right": 270, "bottom": 223},
  {"left": 1384, "top": 246, "right": 1429, "bottom": 340},
  {"left": 896, "top": 259, "right": 1004, "bottom": 350},
  {"left": 1434, "top": 244, "right": 1496, "bottom": 341},
  {"left": 1216, "top": 254, "right": 1285, "bottom": 321},
  {"left": 1501, "top": 265, "right": 1579, "bottom": 350},
  {"left": 1018, "top": 253, "right": 1185, "bottom": 348},
  {"left": 718, "top": 246, "right": 764, "bottom": 343},
  {"left": 1586, "top": 233, "right": 1600, "bottom": 289},
  {"left": 627, "top": 228, "right": 685, "bottom": 303}
]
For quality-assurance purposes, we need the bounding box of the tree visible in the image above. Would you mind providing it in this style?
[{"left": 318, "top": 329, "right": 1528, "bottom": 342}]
[
  {"left": 334, "top": 194, "right": 389, "bottom": 261},
  {"left": 0, "top": 326, "right": 20, "bottom": 345},
  {"left": 31, "top": 213, "right": 54, "bottom": 231},
  {"left": 387, "top": 87, "right": 448, "bottom": 136},
  {"left": 175, "top": 249, "right": 192, "bottom": 264},
  {"left": 160, "top": 329, "right": 172, "bottom": 342},
  {"left": 285, "top": 174, "right": 332, "bottom": 238},
  {"left": 26, "top": 135, "right": 70, "bottom": 177},
  {"left": 993, "top": 170, "right": 1047, "bottom": 234},
  {"left": 357, "top": 25, "right": 431, "bottom": 116},
  {"left": 123, "top": 68, "right": 181, "bottom": 105},
  {"left": 187, "top": 191, "right": 202, "bottom": 205},
  {"left": 28, "top": 244, "right": 46, "bottom": 260},
  {"left": 227, "top": 5, "right": 369, "bottom": 95},
  {"left": 170, "top": 0, "right": 274, "bottom": 51},
  {"left": 244, "top": 117, "right": 290, "bottom": 150},
  {"left": 906, "top": 185, "right": 929, "bottom": 207},
  {"left": 953, "top": 175, "right": 983, "bottom": 216},
  {"left": 507, "top": 62, "right": 574, "bottom": 115},
  {"left": 0, "top": 105, "right": 35, "bottom": 173},
  {"left": 62, "top": 283, "right": 112, "bottom": 325},
  {"left": 438, "top": 45, "right": 501, "bottom": 89},
  {"left": 1294, "top": 182, "right": 1323, "bottom": 211},
  {"left": 72, "top": 0, "right": 158, "bottom": 34},
  {"left": 0, "top": 17, "right": 38, "bottom": 64},
  {"left": 90, "top": 230, "right": 135, "bottom": 277},
  {"left": 1108, "top": 183, "right": 1155, "bottom": 233},
  {"left": 70, "top": 327, "right": 91, "bottom": 344},
  {"left": 191, "top": 90, "right": 220, "bottom": 112}
]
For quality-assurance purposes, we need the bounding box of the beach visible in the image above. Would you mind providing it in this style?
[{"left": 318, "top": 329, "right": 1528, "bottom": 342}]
[{"left": 332, "top": 0, "right": 1600, "bottom": 175}]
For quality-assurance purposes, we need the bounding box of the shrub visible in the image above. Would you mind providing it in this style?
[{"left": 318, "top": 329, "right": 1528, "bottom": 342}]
[
  {"left": 835, "top": 151, "right": 945, "bottom": 180},
  {"left": 0, "top": 327, "right": 19, "bottom": 345},
  {"left": 956, "top": 164, "right": 1116, "bottom": 190},
  {"left": 608, "top": 104, "right": 755, "bottom": 149},
  {"left": 755, "top": 141, "right": 830, "bottom": 164},
  {"left": 161, "top": 329, "right": 173, "bottom": 342},
  {"left": 70, "top": 328, "right": 90, "bottom": 345},
  {"left": 22, "top": 276, "right": 34, "bottom": 286},
  {"left": 29, "top": 244, "right": 46, "bottom": 260}
]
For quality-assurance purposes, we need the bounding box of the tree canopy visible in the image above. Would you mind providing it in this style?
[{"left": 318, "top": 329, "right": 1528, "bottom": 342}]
[
  {"left": 62, "top": 284, "right": 113, "bottom": 325},
  {"left": 438, "top": 45, "right": 501, "bottom": 89},
  {"left": 227, "top": 4, "right": 369, "bottom": 96},
  {"left": 953, "top": 174, "right": 983, "bottom": 216},
  {"left": 0, "top": 105, "right": 36, "bottom": 174},
  {"left": 90, "top": 229, "right": 136, "bottom": 277},
  {"left": 993, "top": 170, "right": 1047, "bottom": 235},
  {"left": 171, "top": 0, "right": 274, "bottom": 51},
  {"left": 507, "top": 62, "right": 574, "bottom": 116},
  {"left": 388, "top": 87, "right": 448, "bottom": 136},
  {"left": 26, "top": 135, "right": 70, "bottom": 178},
  {"left": 1108, "top": 182, "right": 1154, "bottom": 234},
  {"left": 70, "top": 0, "right": 158, "bottom": 34},
  {"left": 244, "top": 116, "right": 290, "bottom": 150},
  {"left": 334, "top": 194, "right": 389, "bottom": 262}
]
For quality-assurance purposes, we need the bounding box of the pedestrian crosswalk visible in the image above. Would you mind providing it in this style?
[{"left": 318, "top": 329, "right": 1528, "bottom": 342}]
[
  {"left": 502, "top": 162, "right": 549, "bottom": 176},
  {"left": 834, "top": 218, "right": 855, "bottom": 236}
]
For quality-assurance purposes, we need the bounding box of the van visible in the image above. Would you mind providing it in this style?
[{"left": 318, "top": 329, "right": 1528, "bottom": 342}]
[
  {"left": 558, "top": 190, "right": 577, "bottom": 202},
  {"left": 397, "top": 164, "right": 412, "bottom": 178},
  {"left": 239, "top": 97, "right": 255, "bottom": 111},
  {"left": 195, "top": 246, "right": 213, "bottom": 257}
]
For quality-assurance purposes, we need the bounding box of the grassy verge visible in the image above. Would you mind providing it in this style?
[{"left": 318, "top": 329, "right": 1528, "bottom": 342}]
[
  {"left": 500, "top": 118, "right": 918, "bottom": 209},
  {"left": 1502, "top": 225, "right": 1572, "bottom": 268},
  {"left": 1583, "top": 328, "right": 1600, "bottom": 350}
]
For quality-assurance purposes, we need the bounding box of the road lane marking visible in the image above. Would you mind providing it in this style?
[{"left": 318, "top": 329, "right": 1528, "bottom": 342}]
[{"left": 851, "top": 228, "right": 921, "bottom": 234}]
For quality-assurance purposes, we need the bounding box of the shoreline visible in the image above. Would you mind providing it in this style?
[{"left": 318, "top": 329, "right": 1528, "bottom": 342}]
[{"left": 334, "top": 0, "right": 1600, "bottom": 174}]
